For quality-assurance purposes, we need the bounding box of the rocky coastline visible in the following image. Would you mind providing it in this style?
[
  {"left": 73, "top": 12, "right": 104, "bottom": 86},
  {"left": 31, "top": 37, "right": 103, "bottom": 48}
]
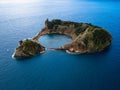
[{"left": 13, "top": 19, "right": 112, "bottom": 58}]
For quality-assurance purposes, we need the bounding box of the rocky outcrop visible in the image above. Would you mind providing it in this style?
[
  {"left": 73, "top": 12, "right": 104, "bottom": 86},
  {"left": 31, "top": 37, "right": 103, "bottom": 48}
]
[
  {"left": 13, "top": 39, "right": 45, "bottom": 59},
  {"left": 33, "top": 19, "right": 112, "bottom": 54},
  {"left": 13, "top": 19, "right": 112, "bottom": 58}
]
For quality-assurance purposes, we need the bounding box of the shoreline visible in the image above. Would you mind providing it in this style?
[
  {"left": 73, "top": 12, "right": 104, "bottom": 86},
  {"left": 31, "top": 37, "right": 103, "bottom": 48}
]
[
  {"left": 13, "top": 19, "right": 112, "bottom": 58},
  {"left": 66, "top": 50, "right": 84, "bottom": 54}
]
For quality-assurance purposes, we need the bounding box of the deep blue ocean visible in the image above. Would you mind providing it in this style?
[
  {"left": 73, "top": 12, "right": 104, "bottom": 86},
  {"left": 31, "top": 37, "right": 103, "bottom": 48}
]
[{"left": 0, "top": 0, "right": 120, "bottom": 90}]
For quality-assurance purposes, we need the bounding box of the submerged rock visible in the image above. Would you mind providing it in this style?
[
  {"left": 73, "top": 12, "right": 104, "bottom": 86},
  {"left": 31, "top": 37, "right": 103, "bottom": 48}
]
[{"left": 13, "top": 39, "right": 45, "bottom": 59}]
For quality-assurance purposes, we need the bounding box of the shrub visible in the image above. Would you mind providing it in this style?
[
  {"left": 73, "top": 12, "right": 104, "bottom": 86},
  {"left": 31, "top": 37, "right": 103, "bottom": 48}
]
[{"left": 22, "top": 39, "right": 42, "bottom": 55}]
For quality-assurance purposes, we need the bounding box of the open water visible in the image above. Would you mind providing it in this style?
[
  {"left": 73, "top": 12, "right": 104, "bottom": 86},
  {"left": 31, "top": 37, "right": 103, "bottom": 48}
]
[{"left": 0, "top": 0, "right": 120, "bottom": 90}]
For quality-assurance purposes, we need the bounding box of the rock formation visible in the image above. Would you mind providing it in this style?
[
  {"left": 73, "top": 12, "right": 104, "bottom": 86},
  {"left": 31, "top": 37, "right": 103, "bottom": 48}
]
[
  {"left": 33, "top": 19, "right": 112, "bottom": 53},
  {"left": 13, "top": 19, "right": 112, "bottom": 58},
  {"left": 13, "top": 39, "right": 45, "bottom": 58}
]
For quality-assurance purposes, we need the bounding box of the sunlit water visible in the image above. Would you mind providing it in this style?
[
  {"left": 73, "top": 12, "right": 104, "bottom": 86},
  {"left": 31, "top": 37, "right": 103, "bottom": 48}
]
[{"left": 0, "top": 0, "right": 120, "bottom": 90}]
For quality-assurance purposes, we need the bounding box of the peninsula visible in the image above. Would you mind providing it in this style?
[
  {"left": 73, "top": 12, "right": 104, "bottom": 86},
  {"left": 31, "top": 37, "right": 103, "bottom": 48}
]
[{"left": 13, "top": 19, "right": 112, "bottom": 58}]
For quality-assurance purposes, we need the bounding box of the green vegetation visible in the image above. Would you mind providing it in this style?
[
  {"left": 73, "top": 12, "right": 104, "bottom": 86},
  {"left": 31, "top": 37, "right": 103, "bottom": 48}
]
[
  {"left": 46, "top": 19, "right": 112, "bottom": 52},
  {"left": 47, "top": 19, "right": 62, "bottom": 29},
  {"left": 47, "top": 20, "right": 89, "bottom": 35},
  {"left": 47, "top": 19, "right": 82, "bottom": 29},
  {"left": 74, "top": 26, "right": 87, "bottom": 35},
  {"left": 74, "top": 24, "right": 88, "bottom": 35},
  {"left": 47, "top": 22, "right": 54, "bottom": 29},
  {"left": 17, "top": 39, "right": 44, "bottom": 56},
  {"left": 93, "top": 29, "right": 111, "bottom": 44},
  {"left": 74, "top": 23, "right": 82, "bottom": 28},
  {"left": 14, "top": 19, "right": 112, "bottom": 58},
  {"left": 62, "top": 21, "right": 74, "bottom": 26}
]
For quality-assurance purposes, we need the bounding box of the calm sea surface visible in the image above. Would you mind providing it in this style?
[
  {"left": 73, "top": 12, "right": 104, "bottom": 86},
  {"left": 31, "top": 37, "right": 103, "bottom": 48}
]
[{"left": 0, "top": 0, "right": 120, "bottom": 90}]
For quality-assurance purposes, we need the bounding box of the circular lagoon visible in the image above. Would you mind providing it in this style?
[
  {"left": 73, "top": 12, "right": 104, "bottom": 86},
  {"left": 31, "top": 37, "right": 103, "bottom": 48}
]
[{"left": 39, "top": 34, "right": 72, "bottom": 48}]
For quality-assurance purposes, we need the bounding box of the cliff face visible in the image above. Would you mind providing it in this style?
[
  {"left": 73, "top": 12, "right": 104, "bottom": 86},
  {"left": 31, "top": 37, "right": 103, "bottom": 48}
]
[
  {"left": 13, "top": 39, "right": 45, "bottom": 58},
  {"left": 33, "top": 19, "right": 112, "bottom": 53}
]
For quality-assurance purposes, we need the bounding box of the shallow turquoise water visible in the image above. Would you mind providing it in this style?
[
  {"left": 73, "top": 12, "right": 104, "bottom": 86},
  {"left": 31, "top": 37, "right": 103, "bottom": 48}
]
[
  {"left": 0, "top": 0, "right": 120, "bottom": 90},
  {"left": 39, "top": 34, "right": 72, "bottom": 48}
]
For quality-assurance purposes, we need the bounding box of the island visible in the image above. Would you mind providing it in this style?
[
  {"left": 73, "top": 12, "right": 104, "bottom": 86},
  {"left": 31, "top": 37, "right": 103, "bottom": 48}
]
[
  {"left": 13, "top": 19, "right": 112, "bottom": 58},
  {"left": 13, "top": 39, "right": 45, "bottom": 58}
]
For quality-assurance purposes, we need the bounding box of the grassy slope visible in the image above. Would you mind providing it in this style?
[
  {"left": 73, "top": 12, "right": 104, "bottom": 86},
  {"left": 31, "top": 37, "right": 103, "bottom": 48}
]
[{"left": 46, "top": 19, "right": 112, "bottom": 53}]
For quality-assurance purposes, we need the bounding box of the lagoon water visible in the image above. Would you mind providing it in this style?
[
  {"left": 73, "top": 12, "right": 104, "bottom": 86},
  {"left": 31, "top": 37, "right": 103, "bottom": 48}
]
[
  {"left": 0, "top": 0, "right": 120, "bottom": 90},
  {"left": 39, "top": 34, "right": 72, "bottom": 48}
]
